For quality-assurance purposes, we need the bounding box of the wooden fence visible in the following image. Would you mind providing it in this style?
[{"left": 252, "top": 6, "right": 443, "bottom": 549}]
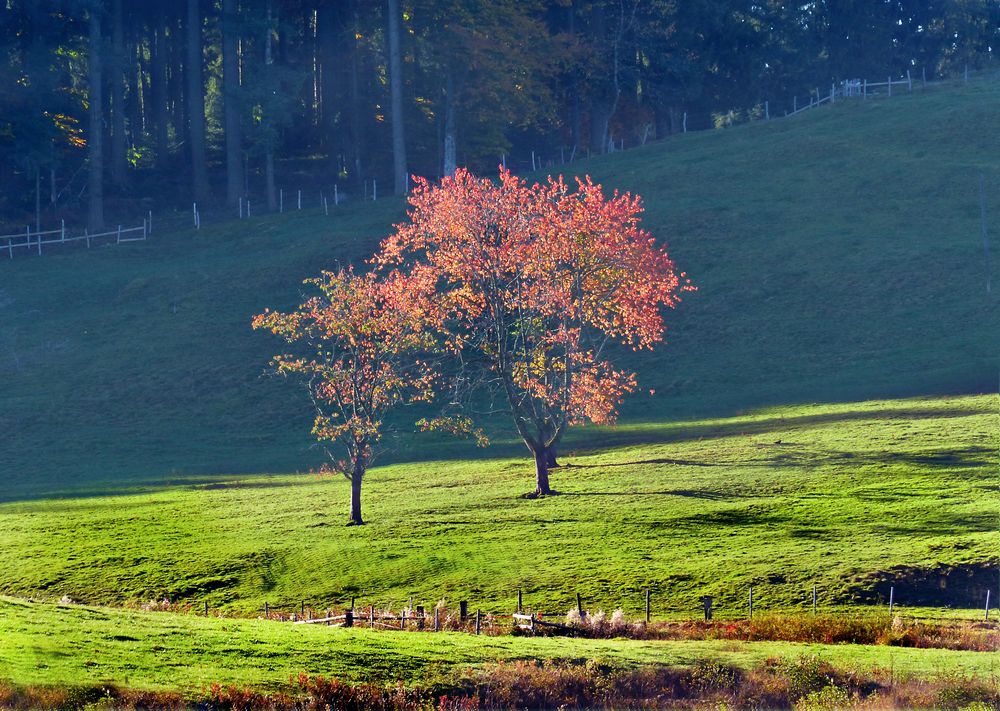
[
  {"left": 226, "top": 583, "right": 994, "bottom": 637},
  {"left": 0, "top": 220, "right": 148, "bottom": 259}
]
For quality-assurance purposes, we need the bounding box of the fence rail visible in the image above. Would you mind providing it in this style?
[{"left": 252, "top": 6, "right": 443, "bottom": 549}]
[{"left": 1, "top": 222, "right": 147, "bottom": 258}]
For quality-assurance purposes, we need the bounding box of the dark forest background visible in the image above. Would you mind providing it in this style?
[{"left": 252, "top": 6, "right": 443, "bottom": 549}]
[{"left": 1, "top": 1, "right": 997, "bottom": 231}]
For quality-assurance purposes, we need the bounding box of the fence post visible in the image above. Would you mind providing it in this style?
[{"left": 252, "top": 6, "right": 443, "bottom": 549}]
[
  {"left": 682, "top": 112, "right": 687, "bottom": 133},
  {"left": 298, "top": 189, "right": 302, "bottom": 210},
  {"left": 148, "top": 210, "right": 152, "bottom": 233},
  {"left": 416, "top": 605, "right": 425, "bottom": 630},
  {"left": 831, "top": 83, "right": 835, "bottom": 103},
  {"left": 204, "top": 601, "right": 208, "bottom": 616},
  {"left": 964, "top": 64, "right": 969, "bottom": 83},
  {"left": 369, "top": 605, "right": 375, "bottom": 626},
  {"left": 280, "top": 189, "right": 283, "bottom": 213},
  {"left": 373, "top": 180, "right": 377, "bottom": 201},
  {"left": 576, "top": 592, "right": 584, "bottom": 619},
  {"left": 702, "top": 595, "right": 713, "bottom": 621},
  {"left": 400, "top": 609, "right": 406, "bottom": 630},
  {"left": 645, "top": 588, "right": 651, "bottom": 623},
  {"left": 460, "top": 600, "right": 468, "bottom": 623},
  {"left": 345, "top": 608, "right": 354, "bottom": 627},
  {"left": 264, "top": 601, "right": 269, "bottom": 618},
  {"left": 434, "top": 606, "right": 440, "bottom": 631},
  {"left": 117, "top": 225, "right": 122, "bottom": 244},
  {"left": 247, "top": 200, "right": 251, "bottom": 218},
  {"left": 85, "top": 228, "right": 90, "bottom": 248},
  {"left": 517, "top": 589, "right": 522, "bottom": 613},
  {"left": 907, "top": 69, "right": 912, "bottom": 91},
  {"left": 61, "top": 219, "right": 65, "bottom": 242},
  {"left": 889, "top": 586, "right": 895, "bottom": 616},
  {"left": 986, "top": 590, "right": 991, "bottom": 621},
  {"left": 324, "top": 197, "right": 329, "bottom": 216},
  {"left": 812, "top": 586, "right": 817, "bottom": 614},
  {"left": 793, "top": 96, "right": 797, "bottom": 112},
  {"left": 475, "top": 610, "right": 481, "bottom": 635},
  {"left": 334, "top": 184, "right": 339, "bottom": 205},
  {"left": 531, "top": 150, "right": 536, "bottom": 170},
  {"left": 863, "top": 79, "right": 867, "bottom": 98},
  {"left": 749, "top": 587, "right": 754, "bottom": 619},
  {"left": 764, "top": 100, "right": 769, "bottom": 120},
  {"left": 888, "top": 76, "right": 892, "bottom": 97}
]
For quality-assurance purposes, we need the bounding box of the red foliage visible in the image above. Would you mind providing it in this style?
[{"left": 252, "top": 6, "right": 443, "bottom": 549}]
[{"left": 377, "top": 168, "right": 693, "bottom": 486}]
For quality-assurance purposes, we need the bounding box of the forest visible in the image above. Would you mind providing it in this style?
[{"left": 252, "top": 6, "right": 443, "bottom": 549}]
[{"left": 1, "top": 0, "right": 997, "bottom": 231}]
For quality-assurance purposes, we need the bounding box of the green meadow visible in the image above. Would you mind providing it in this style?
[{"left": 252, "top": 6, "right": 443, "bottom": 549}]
[{"left": 1, "top": 79, "right": 998, "bottom": 695}]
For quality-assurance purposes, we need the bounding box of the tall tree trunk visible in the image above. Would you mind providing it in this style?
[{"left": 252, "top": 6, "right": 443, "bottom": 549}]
[
  {"left": 110, "top": 0, "right": 127, "bottom": 189},
  {"left": 187, "top": 0, "right": 209, "bottom": 200},
  {"left": 533, "top": 446, "right": 551, "bottom": 496},
  {"left": 34, "top": 166, "right": 41, "bottom": 232},
  {"left": 386, "top": 0, "right": 408, "bottom": 194},
  {"left": 546, "top": 445, "right": 559, "bottom": 469},
  {"left": 88, "top": 4, "right": 105, "bottom": 232},
  {"left": 316, "top": 0, "right": 338, "bottom": 163},
  {"left": 442, "top": 68, "right": 457, "bottom": 176},
  {"left": 222, "top": 0, "right": 244, "bottom": 206},
  {"left": 349, "top": 460, "right": 365, "bottom": 525},
  {"left": 151, "top": 15, "right": 169, "bottom": 164},
  {"left": 348, "top": 4, "right": 365, "bottom": 189},
  {"left": 171, "top": 13, "right": 187, "bottom": 156},
  {"left": 264, "top": 0, "right": 276, "bottom": 211}
]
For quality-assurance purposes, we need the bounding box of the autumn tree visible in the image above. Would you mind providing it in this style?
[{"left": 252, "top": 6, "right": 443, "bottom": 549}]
[
  {"left": 378, "top": 168, "right": 693, "bottom": 496},
  {"left": 252, "top": 268, "right": 443, "bottom": 525}
]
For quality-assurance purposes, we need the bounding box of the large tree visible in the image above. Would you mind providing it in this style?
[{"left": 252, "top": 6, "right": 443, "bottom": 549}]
[
  {"left": 221, "top": 0, "right": 244, "bottom": 206},
  {"left": 378, "top": 168, "right": 694, "bottom": 495},
  {"left": 87, "top": 0, "right": 105, "bottom": 231}
]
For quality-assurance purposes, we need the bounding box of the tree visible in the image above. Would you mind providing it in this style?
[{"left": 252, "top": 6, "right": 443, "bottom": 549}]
[
  {"left": 386, "top": 0, "right": 408, "bottom": 194},
  {"left": 252, "top": 268, "right": 444, "bottom": 525},
  {"left": 87, "top": 1, "right": 105, "bottom": 231},
  {"left": 221, "top": 0, "right": 244, "bottom": 206},
  {"left": 378, "top": 168, "right": 693, "bottom": 495},
  {"left": 186, "top": 0, "right": 210, "bottom": 200}
]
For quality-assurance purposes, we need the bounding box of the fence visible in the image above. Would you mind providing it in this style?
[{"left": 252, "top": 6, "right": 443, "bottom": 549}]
[
  {"left": 0, "top": 218, "right": 148, "bottom": 259},
  {"left": 214, "top": 582, "right": 994, "bottom": 638}
]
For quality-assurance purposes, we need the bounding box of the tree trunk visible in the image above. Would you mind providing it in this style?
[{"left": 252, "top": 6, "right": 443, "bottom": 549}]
[
  {"left": 265, "top": 152, "right": 276, "bottom": 210},
  {"left": 34, "top": 167, "right": 41, "bottom": 232},
  {"left": 534, "top": 446, "right": 551, "bottom": 496},
  {"left": 386, "top": 0, "right": 407, "bottom": 194},
  {"left": 348, "top": 466, "right": 364, "bottom": 525},
  {"left": 151, "top": 15, "right": 169, "bottom": 164},
  {"left": 222, "top": 0, "right": 244, "bottom": 206},
  {"left": 546, "top": 445, "right": 559, "bottom": 469},
  {"left": 442, "top": 68, "right": 457, "bottom": 176},
  {"left": 88, "top": 5, "right": 104, "bottom": 232},
  {"left": 110, "top": 0, "right": 127, "bottom": 189},
  {"left": 187, "top": 0, "right": 209, "bottom": 200},
  {"left": 348, "top": 4, "right": 365, "bottom": 189}
]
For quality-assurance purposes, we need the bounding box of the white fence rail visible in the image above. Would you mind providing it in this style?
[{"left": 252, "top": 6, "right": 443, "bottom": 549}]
[{"left": 0, "top": 221, "right": 147, "bottom": 258}]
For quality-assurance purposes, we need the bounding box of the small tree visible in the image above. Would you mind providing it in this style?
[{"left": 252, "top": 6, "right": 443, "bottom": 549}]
[
  {"left": 378, "top": 168, "right": 693, "bottom": 496},
  {"left": 252, "top": 268, "right": 442, "bottom": 524}
]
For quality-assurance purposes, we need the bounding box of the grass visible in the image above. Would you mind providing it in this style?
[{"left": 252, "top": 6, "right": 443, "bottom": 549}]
[
  {"left": 1, "top": 596, "right": 997, "bottom": 693},
  {"left": 0, "top": 394, "right": 995, "bottom": 616},
  {"left": 0, "top": 78, "right": 998, "bottom": 495}
]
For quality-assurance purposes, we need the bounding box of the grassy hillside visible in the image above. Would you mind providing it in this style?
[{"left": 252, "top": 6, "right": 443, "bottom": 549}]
[
  {"left": 2, "top": 597, "right": 998, "bottom": 693},
  {"left": 1, "top": 79, "right": 998, "bottom": 495},
  {"left": 1, "top": 394, "right": 995, "bottom": 615}
]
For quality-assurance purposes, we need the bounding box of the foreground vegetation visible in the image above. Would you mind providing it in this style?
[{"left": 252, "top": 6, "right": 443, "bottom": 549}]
[{"left": 1, "top": 596, "right": 998, "bottom": 693}]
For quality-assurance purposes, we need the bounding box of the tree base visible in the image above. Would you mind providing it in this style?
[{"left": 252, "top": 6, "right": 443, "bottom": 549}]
[
  {"left": 346, "top": 519, "right": 366, "bottom": 526},
  {"left": 520, "top": 489, "right": 560, "bottom": 500}
]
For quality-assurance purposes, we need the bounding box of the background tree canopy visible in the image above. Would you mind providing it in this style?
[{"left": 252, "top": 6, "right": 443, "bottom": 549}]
[{"left": 0, "top": 0, "right": 997, "bottom": 227}]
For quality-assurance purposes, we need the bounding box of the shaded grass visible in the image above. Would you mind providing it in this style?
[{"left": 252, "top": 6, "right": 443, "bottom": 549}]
[{"left": 0, "top": 80, "right": 999, "bottom": 494}]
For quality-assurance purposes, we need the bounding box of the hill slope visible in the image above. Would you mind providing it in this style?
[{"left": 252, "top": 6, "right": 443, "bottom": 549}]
[{"left": 1, "top": 79, "right": 998, "bottom": 495}]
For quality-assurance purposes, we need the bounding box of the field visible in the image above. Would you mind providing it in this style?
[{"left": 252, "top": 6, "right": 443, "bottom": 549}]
[{"left": 1, "top": 79, "right": 998, "bottom": 701}]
